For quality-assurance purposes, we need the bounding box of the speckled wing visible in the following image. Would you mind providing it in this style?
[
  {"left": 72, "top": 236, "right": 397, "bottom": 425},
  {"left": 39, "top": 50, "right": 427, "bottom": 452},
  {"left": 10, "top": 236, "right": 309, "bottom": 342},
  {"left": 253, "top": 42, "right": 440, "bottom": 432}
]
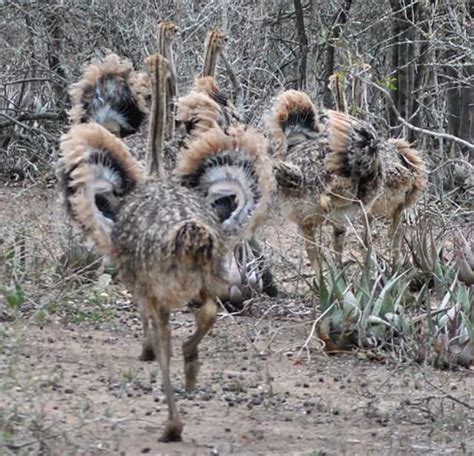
[{"left": 57, "top": 123, "right": 145, "bottom": 255}]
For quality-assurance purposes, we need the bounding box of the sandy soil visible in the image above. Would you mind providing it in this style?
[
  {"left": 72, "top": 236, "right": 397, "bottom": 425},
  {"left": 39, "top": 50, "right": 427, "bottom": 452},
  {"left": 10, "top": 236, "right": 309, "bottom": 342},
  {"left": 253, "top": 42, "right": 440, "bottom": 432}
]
[
  {"left": 1, "top": 312, "right": 473, "bottom": 455},
  {"left": 1, "top": 185, "right": 473, "bottom": 456}
]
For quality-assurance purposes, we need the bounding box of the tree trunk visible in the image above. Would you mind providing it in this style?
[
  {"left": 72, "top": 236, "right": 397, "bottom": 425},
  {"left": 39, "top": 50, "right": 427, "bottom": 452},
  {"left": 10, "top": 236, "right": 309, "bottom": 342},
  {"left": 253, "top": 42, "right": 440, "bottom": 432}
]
[
  {"left": 321, "top": 0, "right": 353, "bottom": 108},
  {"left": 444, "top": 8, "right": 473, "bottom": 155},
  {"left": 445, "top": 64, "right": 474, "bottom": 154},
  {"left": 388, "top": 0, "right": 420, "bottom": 141},
  {"left": 44, "top": 0, "right": 66, "bottom": 109},
  {"left": 293, "top": 0, "right": 308, "bottom": 90}
]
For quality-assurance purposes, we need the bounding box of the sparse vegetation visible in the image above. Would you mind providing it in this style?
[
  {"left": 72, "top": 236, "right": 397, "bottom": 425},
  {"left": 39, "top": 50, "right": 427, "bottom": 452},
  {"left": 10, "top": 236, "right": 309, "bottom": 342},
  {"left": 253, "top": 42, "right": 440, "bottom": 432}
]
[{"left": 1, "top": 0, "right": 472, "bottom": 454}]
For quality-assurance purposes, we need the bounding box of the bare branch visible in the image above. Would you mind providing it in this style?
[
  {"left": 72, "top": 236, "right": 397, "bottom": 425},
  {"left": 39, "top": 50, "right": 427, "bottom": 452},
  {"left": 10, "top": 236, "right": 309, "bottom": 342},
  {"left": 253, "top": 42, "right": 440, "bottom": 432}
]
[
  {"left": 0, "top": 112, "right": 61, "bottom": 129},
  {"left": 0, "top": 112, "right": 56, "bottom": 140},
  {"left": 368, "top": 79, "right": 474, "bottom": 150}
]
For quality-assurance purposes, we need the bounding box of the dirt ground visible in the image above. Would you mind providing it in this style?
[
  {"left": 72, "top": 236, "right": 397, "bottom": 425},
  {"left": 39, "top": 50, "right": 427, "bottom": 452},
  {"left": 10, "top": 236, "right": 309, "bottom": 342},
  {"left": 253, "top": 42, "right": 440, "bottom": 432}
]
[
  {"left": 2, "top": 316, "right": 473, "bottom": 456},
  {"left": 1, "top": 186, "right": 473, "bottom": 455}
]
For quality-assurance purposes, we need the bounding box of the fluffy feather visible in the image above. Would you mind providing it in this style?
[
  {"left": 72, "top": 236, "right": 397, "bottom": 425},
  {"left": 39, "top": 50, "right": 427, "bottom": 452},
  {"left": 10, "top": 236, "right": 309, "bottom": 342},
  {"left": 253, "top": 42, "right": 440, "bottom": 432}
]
[
  {"left": 194, "top": 76, "right": 240, "bottom": 124},
  {"left": 68, "top": 53, "right": 149, "bottom": 137},
  {"left": 59, "top": 75, "right": 273, "bottom": 442},
  {"left": 57, "top": 122, "right": 230, "bottom": 290},
  {"left": 269, "top": 90, "right": 381, "bottom": 208},
  {"left": 175, "top": 91, "right": 223, "bottom": 145},
  {"left": 58, "top": 123, "right": 145, "bottom": 255},
  {"left": 369, "top": 138, "right": 427, "bottom": 246},
  {"left": 176, "top": 77, "right": 239, "bottom": 149},
  {"left": 387, "top": 138, "right": 427, "bottom": 208},
  {"left": 175, "top": 126, "right": 273, "bottom": 239},
  {"left": 266, "top": 89, "right": 320, "bottom": 159},
  {"left": 267, "top": 89, "right": 383, "bottom": 276},
  {"left": 176, "top": 89, "right": 275, "bottom": 306}
]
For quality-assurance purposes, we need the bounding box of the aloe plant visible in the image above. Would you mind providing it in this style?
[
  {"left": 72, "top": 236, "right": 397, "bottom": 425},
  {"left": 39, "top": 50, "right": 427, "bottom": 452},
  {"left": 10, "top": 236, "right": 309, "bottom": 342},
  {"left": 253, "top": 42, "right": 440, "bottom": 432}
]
[
  {"left": 316, "top": 250, "right": 410, "bottom": 352},
  {"left": 314, "top": 225, "right": 473, "bottom": 368}
]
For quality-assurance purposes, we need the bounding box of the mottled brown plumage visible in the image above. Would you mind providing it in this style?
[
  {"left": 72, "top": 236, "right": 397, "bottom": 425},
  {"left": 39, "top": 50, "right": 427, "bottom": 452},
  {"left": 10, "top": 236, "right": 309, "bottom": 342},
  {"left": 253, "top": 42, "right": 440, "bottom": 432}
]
[
  {"left": 174, "top": 32, "right": 274, "bottom": 303},
  {"left": 327, "top": 74, "right": 427, "bottom": 258},
  {"left": 194, "top": 76, "right": 240, "bottom": 125},
  {"left": 58, "top": 123, "right": 145, "bottom": 254},
  {"left": 112, "top": 181, "right": 228, "bottom": 305},
  {"left": 135, "top": 34, "right": 274, "bottom": 313},
  {"left": 58, "top": 86, "right": 271, "bottom": 442},
  {"left": 267, "top": 89, "right": 383, "bottom": 276},
  {"left": 171, "top": 29, "right": 273, "bottom": 303},
  {"left": 175, "top": 91, "right": 276, "bottom": 303},
  {"left": 369, "top": 138, "right": 427, "bottom": 256},
  {"left": 176, "top": 80, "right": 239, "bottom": 151},
  {"left": 68, "top": 53, "right": 149, "bottom": 137},
  {"left": 175, "top": 90, "right": 225, "bottom": 149},
  {"left": 173, "top": 29, "right": 239, "bottom": 161}
]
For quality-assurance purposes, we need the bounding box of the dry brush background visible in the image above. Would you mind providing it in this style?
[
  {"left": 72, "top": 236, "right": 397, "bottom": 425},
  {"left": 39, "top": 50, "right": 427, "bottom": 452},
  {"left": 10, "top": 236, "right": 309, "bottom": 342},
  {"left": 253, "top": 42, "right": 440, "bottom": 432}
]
[{"left": 0, "top": 0, "right": 473, "bottom": 454}]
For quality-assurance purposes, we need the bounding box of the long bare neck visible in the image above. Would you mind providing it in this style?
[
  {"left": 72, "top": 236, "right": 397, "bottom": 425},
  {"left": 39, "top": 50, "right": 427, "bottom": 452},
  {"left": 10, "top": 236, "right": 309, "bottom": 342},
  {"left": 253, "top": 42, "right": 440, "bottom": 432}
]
[
  {"left": 157, "top": 22, "right": 177, "bottom": 141},
  {"left": 146, "top": 54, "right": 167, "bottom": 179},
  {"left": 157, "top": 22, "right": 177, "bottom": 79},
  {"left": 202, "top": 32, "right": 224, "bottom": 77},
  {"left": 329, "top": 73, "right": 347, "bottom": 113}
]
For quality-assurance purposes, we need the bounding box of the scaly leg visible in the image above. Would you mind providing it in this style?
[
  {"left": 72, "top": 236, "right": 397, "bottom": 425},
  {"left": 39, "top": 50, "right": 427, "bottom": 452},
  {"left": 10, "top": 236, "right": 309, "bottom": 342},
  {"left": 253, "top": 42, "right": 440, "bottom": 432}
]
[
  {"left": 138, "top": 305, "right": 155, "bottom": 361},
  {"left": 303, "top": 225, "right": 322, "bottom": 279},
  {"left": 182, "top": 298, "right": 217, "bottom": 392},
  {"left": 389, "top": 206, "right": 404, "bottom": 265},
  {"left": 150, "top": 305, "right": 183, "bottom": 442}
]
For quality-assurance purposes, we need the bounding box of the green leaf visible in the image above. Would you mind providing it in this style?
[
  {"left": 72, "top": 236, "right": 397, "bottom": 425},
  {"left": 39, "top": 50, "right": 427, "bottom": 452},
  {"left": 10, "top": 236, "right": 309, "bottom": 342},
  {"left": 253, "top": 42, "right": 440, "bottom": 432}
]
[
  {"left": 391, "top": 281, "right": 411, "bottom": 314},
  {"left": 456, "top": 283, "right": 471, "bottom": 313},
  {"left": 1, "top": 284, "right": 24, "bottom": 310},
  {"left": 372, "top": 270, "right": 409, "bottom": 317},
  {"left": 318, "top": 271, "right": 332, "bottom": 312}
]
